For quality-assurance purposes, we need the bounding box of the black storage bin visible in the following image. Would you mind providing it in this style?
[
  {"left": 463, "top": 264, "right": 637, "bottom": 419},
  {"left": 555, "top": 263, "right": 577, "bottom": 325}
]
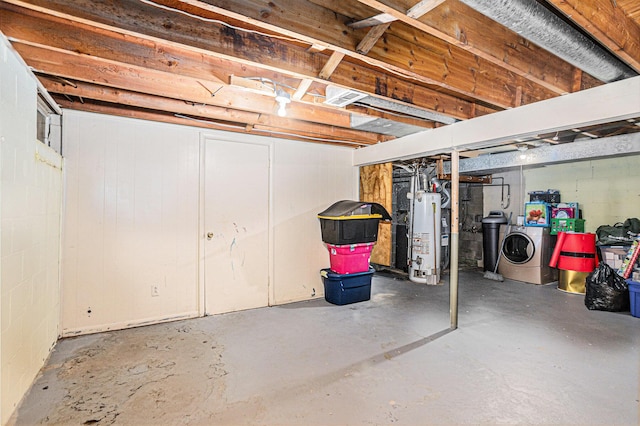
[
  {"left": 318, "top": 200, "right": 391, "bottom": 245},
  {"left": 529, "top": 190, "right": 561, "bottom": 203},
  {"left": 319, "top": 217, "right": 380, "bottom": 245},
  {"left": 482, "top": 211, "right": 508, "bottom": 272}
]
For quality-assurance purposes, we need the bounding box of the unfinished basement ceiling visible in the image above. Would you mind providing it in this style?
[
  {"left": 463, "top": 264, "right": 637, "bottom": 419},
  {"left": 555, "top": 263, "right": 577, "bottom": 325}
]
[{"left": 1, "top": 0, "right": 639, "bottom": 151}]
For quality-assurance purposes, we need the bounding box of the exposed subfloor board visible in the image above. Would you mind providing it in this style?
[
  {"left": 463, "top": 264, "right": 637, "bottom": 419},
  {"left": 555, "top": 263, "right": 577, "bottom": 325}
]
[{"left": 9, "top": 269, "right": 640, "bottom": 425}]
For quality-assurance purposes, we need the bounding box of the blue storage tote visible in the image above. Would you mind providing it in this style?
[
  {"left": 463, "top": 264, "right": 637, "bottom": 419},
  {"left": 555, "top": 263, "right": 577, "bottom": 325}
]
[
  {"left": 627, "top": 280, "right": 640, "bottom": 318},
  {"left": 320, "top": 267, "right": 374, "bottom": 305}
]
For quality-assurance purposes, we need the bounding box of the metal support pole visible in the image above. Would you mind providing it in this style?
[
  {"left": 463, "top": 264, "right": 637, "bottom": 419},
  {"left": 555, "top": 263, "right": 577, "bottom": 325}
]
[{"left": 450, "top": 150, "right": 460, "bottom": 329}]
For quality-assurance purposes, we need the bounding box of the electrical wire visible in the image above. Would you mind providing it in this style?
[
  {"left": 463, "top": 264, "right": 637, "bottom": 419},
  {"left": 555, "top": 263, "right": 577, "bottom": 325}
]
[{"left": 244, "top": 77, "right": 277, "bottom": 94}]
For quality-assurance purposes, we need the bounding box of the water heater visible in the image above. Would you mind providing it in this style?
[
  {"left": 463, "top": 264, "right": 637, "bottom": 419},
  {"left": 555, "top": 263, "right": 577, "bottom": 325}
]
[{"left": 408, "top": 191, "right": 442, "bottom": 284}]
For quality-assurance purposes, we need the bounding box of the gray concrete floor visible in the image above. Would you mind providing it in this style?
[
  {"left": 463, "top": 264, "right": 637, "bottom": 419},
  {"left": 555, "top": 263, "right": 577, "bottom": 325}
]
[{"left": 9, "top": 268, "right": 640, "bottom": 425}]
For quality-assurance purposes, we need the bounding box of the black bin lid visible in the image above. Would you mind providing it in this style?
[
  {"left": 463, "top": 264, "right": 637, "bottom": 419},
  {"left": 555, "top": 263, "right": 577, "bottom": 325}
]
[
  {"left": 318, "top": 200, "right": 392, "bottom": 221},
  {"left": 481, "top": 211, "right": 508, "bottom": 224}
]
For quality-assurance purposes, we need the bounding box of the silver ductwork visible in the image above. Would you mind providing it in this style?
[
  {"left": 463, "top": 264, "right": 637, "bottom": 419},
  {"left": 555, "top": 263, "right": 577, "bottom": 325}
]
[{"left": 459, "top": 0, "right": 636, "bottom": 83}]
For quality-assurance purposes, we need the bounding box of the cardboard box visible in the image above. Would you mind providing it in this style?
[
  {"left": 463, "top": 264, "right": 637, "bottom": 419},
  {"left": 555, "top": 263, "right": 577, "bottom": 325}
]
[{"left": 598, "top": 245, "right": 630, "bottom": 270}]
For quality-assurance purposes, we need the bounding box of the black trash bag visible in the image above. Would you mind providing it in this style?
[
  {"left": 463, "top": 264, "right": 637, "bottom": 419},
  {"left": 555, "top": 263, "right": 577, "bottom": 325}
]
[{"left": 584, "top": 263, "right": 630, "bottom": 312}]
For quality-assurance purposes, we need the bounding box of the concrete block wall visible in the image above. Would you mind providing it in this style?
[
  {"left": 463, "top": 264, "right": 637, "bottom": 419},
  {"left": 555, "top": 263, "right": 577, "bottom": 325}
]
[{"left": 1, "top": 38, "right": 63, "bottom": 424}]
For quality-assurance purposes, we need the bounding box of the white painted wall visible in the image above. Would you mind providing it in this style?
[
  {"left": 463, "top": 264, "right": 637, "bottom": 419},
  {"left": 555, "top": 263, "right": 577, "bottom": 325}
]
[
  {"left": 62, "top": 111, "right": 202, "bottom": 335},
  {"left": 1, "top": 38, "right": 62, "bottom": 424},
  {"left": 272, "top": 140, "right": 358, "bottom": 304},
  {"left": 483, "top": 169, "right": 526, "bottom": 222},
  {"left": 484, "top": 156, "right": 640, "bottom": 232},
  {"left": 62, "top": 111, "right": 358, "bottom": 335}
]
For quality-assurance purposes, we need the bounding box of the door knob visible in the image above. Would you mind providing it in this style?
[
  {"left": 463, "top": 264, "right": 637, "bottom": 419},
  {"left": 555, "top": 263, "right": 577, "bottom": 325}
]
[{"left": 207, "top": 232, "right": 214, "bottom": 240}]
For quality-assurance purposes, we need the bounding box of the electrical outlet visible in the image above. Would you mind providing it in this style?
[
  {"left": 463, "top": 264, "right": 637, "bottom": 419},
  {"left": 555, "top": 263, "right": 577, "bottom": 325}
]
[{"left": 151, "top": 285, "right": 160, "bottom": 297}]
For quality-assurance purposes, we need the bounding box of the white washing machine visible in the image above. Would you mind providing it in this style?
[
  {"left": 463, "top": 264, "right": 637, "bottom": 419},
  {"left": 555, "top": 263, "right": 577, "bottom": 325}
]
[{"left": 498, "top": 225, "right": 558, "bottom": 284}]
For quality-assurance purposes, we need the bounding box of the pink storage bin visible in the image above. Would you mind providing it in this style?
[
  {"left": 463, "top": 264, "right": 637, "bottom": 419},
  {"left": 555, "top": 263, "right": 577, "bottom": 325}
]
[{"left": 327, "top": 242, "right": 375, "bottom": 274}]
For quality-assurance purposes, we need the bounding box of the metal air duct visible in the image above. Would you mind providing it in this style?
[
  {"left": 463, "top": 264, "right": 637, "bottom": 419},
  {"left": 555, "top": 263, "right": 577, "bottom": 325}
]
[{"left": 459, "top": 0, "right": 636, "bottom": 82}]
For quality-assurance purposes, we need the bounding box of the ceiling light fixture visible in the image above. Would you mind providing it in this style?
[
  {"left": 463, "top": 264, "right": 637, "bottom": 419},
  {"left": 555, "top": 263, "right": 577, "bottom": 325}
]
[
  {"left": 275, "top": 88, "right": 291, "bottom": 117},
  {"left": 516, "top": 144, "right": 528, "bottom": 160}
]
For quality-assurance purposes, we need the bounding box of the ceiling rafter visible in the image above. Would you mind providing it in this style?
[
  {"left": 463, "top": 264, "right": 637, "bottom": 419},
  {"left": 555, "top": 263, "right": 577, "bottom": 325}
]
[
  {"left": 350, "top": 0, "right": 445, "bottom": 28},
  {"left": 11, "top": 40, "right": 356, "bottom": 127},
  {"left": 1, "top": 0, "right": 637, "bottom": 149},
  {"left": 104, "top": 0, "right": 557, "bottom": 107},
  {"left": 347, "top": 0, "right": 600, "bottom": 94},
  {"left": 353, "top": 0, "right": 445, "bottom": 55},
  {"left": 318, "top": 51, "right": 346, "bottom": 80},
  {"left": 356, "top": 22, "right": 391, "bottom": 55},
  {"left": 1, "top": 0, "right": 487, "bottom": 121},
  {"left": 546, "top": 0, "right": 640, "bottom": 72},
  {"left": 54, "top": 97, "right": 369, "bottom": 147}
]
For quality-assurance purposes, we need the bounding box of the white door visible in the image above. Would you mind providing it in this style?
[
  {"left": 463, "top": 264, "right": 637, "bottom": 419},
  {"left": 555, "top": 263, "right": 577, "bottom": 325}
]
[{"left": 204, "top": 139, "right": 270, "bottom": 314}]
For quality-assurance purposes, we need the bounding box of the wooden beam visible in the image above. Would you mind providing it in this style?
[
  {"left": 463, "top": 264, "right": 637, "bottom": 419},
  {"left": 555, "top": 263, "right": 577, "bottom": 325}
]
[
  {"left": 514, "top": 86, "right": 523, "bottom": 108},
  {"left": 571, "top": 69, "right": 583, "bottom": 93},
  {"left": 8, "top": 0, "right": 558, "bottom": 108},
  {"left": 348, "top": 0, "right": 585, "bottom": 95},
  {"left": 174, "top": 0, "right": 556, "bottom": 106},
  {"left": 405, "top": 0, "right": 446, "bottom": 18},
  {"left": 356, "top": 22, "right": 391, "bottom": 55},
  {"left": 54, "top": 98, "right": 366, "bottom": 147},
  {"left": 0, "top": 3, "right": 485, "bottom": 120},
  {"left": 354, "top": 76, "right": 640, "bottom": 165},
  {"left": 39, "top": 77, "right": 386, "bottom": 144},
  {"left": 292, "top": 79, "right": 314, "bottom": 101},
  {"left": 547, "top": 0, "right": 640, "bottom": 72},
  {"left": 12, "top": 41, "right": 354, "bottom": 128},
  {"left": 319, "top": 51, "right": 346, "bottom": 80},
  {"left": 438, "top": 174, "right": 492, "bottom": 184},
  {"left": 350, "top": 0, "right": 445, "bottom": 28},
  {"left": 349, "top": 12, "right": 395, "bottom": 29},
  {"left": 228, "top": 75, "right": 274, "bottom": 95}
]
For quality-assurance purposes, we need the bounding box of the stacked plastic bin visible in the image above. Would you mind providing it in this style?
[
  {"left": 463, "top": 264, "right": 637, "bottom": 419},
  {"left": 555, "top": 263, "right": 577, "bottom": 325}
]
[{"left": 318, "top": 200, "right": 391, "bottom": 305}]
